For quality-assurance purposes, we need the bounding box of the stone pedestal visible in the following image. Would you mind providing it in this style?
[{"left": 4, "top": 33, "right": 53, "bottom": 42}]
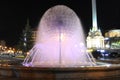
[{"left": 0, "top": 65, "right": 120, "bottom": 80}]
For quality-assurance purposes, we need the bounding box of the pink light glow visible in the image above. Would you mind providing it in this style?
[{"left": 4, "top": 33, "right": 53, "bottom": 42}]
[{"left": 23, "top": 5, "right": 96, "bottom": 67}]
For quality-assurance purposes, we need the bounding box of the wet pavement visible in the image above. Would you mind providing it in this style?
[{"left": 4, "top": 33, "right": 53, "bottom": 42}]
[{"left": 0, "top": 55, "right": 23, "bottom": 65}]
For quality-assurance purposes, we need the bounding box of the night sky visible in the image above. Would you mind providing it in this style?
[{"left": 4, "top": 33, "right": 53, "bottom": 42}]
[{"left": 0, "top": 0, "right": 120, "bottom": 46}]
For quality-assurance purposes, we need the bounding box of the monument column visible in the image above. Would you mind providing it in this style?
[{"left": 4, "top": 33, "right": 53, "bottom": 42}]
[{"left": 92, "top": 0, "right": 98, "bottom": 31}]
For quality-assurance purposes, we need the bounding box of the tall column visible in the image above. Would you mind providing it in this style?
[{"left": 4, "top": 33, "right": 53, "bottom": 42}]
[{"left": 92, "top": 0, "right": 98, "bottom": 31}]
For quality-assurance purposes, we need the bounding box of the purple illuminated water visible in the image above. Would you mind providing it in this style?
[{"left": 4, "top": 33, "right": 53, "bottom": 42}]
[{"left": 23, "top": 5, "right": 96, "bottom": 67}]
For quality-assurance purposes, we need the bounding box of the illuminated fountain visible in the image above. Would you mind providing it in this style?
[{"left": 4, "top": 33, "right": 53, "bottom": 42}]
[
  {"left": 0, "top": 4, "right": 120, "bottom": 80},
  {"left": 23, "top": 5, "right": 96, "bottom": 67}
]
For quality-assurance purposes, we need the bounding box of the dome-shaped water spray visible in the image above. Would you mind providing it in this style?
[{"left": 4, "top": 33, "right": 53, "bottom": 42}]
[{"left": 23, "top": 5, "right": 96, "bottom": 67}]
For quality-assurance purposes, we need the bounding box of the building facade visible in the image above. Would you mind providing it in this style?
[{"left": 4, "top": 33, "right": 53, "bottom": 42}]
[
  {"left": 86, "top": 27, "right": 104, "bottom": 49},
  {"left": 105, "top": 29, "right": 120, "bottom": 49}
]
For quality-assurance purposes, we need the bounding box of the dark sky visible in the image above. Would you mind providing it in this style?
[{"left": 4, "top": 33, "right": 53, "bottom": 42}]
[{"left": 0, "top": 0, "right": 120, "bottom": 46}]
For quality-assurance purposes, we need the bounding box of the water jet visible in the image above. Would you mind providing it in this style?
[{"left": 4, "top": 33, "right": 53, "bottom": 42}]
[{"left": 23, "top": 5, "right": 96, "bottom": 67}]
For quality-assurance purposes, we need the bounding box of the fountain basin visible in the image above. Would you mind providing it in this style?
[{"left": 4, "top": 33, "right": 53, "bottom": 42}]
[{"left": 0, "top": 64, "right": 120, "bottom": 80}]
